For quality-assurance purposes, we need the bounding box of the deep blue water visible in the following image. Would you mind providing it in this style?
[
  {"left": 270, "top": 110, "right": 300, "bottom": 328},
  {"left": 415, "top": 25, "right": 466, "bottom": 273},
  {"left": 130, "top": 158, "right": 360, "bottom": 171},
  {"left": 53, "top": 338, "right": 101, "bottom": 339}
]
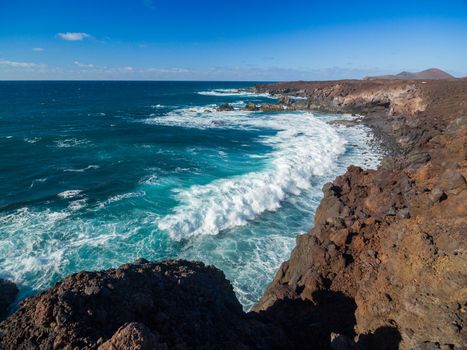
[{"left": 0, "top": 81, "right": 382, "bottom": 309}]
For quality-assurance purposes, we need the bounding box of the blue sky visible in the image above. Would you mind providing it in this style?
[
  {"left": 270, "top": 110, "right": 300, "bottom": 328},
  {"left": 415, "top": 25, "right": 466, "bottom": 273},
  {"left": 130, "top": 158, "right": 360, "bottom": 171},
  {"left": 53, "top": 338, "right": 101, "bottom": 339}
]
[{"left": 0, "top": 0, "right": 466, "bottom": 80}]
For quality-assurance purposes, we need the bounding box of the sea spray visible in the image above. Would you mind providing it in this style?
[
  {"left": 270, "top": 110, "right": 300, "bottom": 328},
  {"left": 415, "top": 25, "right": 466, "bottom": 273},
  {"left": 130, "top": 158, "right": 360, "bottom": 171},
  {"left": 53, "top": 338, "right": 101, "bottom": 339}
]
[
  {"left": 151, "top": 110, "right": 346, "bottom": 239},
  {"left": 0, "top": 81, "right": 382, "bottom": 310}
]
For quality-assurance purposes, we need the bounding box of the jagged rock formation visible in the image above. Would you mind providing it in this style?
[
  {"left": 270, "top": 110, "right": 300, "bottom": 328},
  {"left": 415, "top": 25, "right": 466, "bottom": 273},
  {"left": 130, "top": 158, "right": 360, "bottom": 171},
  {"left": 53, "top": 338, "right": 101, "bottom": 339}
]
[
  {"left": 0, "top": 260, "right": 288, "bottom": 350},
  {"left": 244, "top": 102, "right": 259, "bottom": 111},
  {"left": 217, "top": 102, "right": 234, "bottom": 111},
  {"left": 256, "top": 79, "right": 465, "bottom": 154},
  {"left": 0, "top": 279, "right": 18, "bottom": 320},
  {"left": 254, "top": 80, "right": 467, "bottom": 349}
]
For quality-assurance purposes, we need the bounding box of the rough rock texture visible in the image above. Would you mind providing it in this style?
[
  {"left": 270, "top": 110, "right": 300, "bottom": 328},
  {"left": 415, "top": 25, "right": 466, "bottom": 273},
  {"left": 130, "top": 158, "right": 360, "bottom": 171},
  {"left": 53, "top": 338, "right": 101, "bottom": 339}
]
[
  {"left": 217, "top": 102, "right": 234, "bottom": 111},
  {"left": 256, "top": 79, "right": 466, "bottom": 154},
  {"left": 0, "top": 260, "right": 287, "bottom": 350},
  {"left": 98, "top": 322, "right": 162, "bottom": 350},
  {"left": 254, "top": 80, "right": 467, "bottom": 349},
  {"left": 0, "top": 279, "right": 18, "bottom": 320},
  {"left": 244, "top": 101, "right": 259, "bottom": 111}
]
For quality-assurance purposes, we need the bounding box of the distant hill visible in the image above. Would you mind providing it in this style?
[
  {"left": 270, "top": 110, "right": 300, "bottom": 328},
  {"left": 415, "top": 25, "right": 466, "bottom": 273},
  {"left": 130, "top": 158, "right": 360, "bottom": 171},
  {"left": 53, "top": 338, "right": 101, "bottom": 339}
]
[{"left": 365, "top": 68, "right": 455, "bottom": 80}]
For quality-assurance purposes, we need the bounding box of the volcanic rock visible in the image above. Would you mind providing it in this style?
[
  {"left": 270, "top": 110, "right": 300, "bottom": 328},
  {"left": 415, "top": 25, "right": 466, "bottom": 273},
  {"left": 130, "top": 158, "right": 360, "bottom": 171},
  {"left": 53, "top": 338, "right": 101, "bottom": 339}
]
[
  {"left": 217, "top": 103, "right": 234, "bottom": 111},
  {"left": 244, "top": 101, "right": 259, "bottom": 111},
  {"left": 254, "top": 79, "right": 467, "bottom": 349},
  {"left": 0, "top": 260, "right": 287, "bottom": 350},
  {"left": 0, "top": 279, "right": 18, "bottom": 320}
]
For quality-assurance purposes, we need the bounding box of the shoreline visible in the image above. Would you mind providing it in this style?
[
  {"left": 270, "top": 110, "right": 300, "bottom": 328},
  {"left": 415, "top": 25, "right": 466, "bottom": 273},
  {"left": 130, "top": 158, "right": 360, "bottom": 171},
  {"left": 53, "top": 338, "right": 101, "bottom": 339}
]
[
  {"left": 1, "top": 79, "right": 466, "bottom": 349},
  {"left": 252, "top": 79, "right": 467, "bottom": 349}
]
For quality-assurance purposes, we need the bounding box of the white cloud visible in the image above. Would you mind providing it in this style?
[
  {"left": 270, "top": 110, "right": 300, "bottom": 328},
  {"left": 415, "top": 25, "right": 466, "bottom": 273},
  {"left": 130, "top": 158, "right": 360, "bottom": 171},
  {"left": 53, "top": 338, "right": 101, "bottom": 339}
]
[
  {"left": 145, "top": 67, "right": 191, "bottom": 73},
  {"left": 0, "top": 59, "right": 45, "bottom": 69},
  {"left": 119, "top": 66, "right": 134, "bottom": 73},
  {"left": 32, "top": 47, "right": 44, "bottom": 52},
  {"left": 57, "top": 32, "right": 91, "bottom": 41},
  {"left": 74, "top": 61, "right": 95, "bottom": 68}
]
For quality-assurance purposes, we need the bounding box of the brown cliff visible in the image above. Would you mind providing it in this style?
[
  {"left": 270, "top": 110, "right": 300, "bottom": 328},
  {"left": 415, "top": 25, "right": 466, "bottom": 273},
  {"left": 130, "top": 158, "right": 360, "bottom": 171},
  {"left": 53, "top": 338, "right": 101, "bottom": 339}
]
[{"left": 254, "top": 79, "right": 467, "bottom": 349}]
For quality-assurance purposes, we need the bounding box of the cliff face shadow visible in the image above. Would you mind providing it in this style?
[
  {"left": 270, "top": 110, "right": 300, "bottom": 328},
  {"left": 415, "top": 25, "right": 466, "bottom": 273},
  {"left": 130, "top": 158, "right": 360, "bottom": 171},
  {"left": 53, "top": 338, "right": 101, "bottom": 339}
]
[
  {"left": 252, "top": 290, "right": 402, "bottom": 350},
  {"left": 357, "top": 326, "right": 402, "bottom": 350},
  {"left": 252, "top": 290, "right": 357, "bottom": 349}
]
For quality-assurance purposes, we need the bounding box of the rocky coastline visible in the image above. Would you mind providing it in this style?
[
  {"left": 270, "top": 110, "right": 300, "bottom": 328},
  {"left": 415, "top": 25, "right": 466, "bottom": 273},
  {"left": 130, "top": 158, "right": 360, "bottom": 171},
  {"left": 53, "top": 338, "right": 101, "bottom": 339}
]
[
  {"left": 1, "top": 79, "right": 465, "bottom": 349},
  {"left": 253, "top": 79, "right": 467, "bottom": 349}
]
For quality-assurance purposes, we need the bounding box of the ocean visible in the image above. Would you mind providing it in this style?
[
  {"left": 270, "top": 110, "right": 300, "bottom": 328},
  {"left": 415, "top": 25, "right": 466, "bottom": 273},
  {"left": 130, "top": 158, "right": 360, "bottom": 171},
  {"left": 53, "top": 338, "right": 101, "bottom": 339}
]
[{"left": 0, "top": 81, "right": 382, "bottom": 310}]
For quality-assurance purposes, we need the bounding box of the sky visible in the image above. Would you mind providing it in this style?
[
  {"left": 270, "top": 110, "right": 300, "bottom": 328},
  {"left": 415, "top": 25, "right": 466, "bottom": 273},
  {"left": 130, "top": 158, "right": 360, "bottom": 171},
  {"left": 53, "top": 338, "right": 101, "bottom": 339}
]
[{"left": 0, "top": 0, "right": 466, "bottom": 80}]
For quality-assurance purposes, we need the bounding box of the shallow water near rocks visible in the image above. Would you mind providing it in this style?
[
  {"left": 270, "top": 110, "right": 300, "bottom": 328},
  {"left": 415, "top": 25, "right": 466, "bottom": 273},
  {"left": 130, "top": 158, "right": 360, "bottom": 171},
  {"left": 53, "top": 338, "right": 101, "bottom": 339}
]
[{"left": 0, "top": 81, "right": 382, "bottom": 310}]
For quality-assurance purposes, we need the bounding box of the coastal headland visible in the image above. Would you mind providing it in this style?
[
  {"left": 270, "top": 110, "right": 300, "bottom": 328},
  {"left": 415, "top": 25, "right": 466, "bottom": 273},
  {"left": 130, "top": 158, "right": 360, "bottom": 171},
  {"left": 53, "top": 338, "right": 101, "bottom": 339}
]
[{"left": 1, "top": 78, "right": 466, "bottom": 349}]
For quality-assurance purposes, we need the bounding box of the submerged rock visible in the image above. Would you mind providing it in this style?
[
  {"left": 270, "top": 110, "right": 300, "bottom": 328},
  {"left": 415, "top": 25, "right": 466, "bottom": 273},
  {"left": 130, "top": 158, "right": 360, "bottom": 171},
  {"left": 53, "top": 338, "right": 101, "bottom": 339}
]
[{"left": 217, "top": 103, "right": 234, "bottom": 111}]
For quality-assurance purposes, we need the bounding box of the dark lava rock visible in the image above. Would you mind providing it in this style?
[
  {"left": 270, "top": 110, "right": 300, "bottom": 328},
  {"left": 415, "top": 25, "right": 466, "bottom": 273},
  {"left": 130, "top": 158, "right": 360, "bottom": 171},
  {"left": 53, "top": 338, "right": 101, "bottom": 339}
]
[
  {"left": 244, "top": 102, "right": 259, "bottom": 111},
  {"left": 0, "top": 279, "right": 18, "bottom": 320},
  {"left": 0, "top": 260, "right": 287, "bottom": 350},
  {"left": 98, "top": 322, "right": 162, "bottom": 350},
  {"left": 260, "top": 103, "right": 283, "bottom": 112},
  {"left": 278, "top": 95, "right": 294, "bottom": 106},
  {"left": 217, "top": 103, "right": 234, "bottom": 111},
  {"left": 254, "top": 79, "right": 467, "bottom": 349}
]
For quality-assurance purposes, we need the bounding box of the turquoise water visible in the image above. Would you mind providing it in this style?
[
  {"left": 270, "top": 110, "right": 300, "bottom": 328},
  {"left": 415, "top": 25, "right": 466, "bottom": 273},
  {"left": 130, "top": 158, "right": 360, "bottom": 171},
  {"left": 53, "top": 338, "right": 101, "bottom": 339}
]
[{"left": 0, "top": 81, "right": 382, "bottom": 309}]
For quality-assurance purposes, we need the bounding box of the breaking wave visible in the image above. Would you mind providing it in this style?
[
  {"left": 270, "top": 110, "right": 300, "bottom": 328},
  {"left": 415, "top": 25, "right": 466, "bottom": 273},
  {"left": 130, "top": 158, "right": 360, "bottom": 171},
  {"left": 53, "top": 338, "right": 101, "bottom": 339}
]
[
  {"left": 197, "top": 88, "right": 275, "bottom": 98},
  {"left": 147, "top": 108, "right": 346, "bottom": 240}
]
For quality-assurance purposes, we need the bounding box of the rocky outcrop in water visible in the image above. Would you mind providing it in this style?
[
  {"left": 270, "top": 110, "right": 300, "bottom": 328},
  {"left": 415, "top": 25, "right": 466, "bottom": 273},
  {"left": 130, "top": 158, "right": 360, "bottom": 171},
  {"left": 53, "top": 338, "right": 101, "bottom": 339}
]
[
  {"left": 217, "top": 103, "right": 234, "bottom": 111},
  {"left": 244, "top": 102, "right": 259, "bottom": 111}
]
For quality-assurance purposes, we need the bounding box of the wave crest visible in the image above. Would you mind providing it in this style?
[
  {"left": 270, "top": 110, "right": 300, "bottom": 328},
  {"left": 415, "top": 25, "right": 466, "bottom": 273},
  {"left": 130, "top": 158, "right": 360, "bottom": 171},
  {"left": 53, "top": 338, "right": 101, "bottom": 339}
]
[
  {"left": 197, "top": 88, "right": 274, "bottom": 98},
  {"left": 153, "top": 109, "right": 346, "bottom": 240}
]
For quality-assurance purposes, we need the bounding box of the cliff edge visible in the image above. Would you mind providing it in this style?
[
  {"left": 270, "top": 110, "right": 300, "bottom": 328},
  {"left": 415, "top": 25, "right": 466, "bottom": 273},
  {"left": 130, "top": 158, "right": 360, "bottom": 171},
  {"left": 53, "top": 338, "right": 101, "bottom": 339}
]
[{"left": 254, "top": 79, "right": 467, "bottom": 349}]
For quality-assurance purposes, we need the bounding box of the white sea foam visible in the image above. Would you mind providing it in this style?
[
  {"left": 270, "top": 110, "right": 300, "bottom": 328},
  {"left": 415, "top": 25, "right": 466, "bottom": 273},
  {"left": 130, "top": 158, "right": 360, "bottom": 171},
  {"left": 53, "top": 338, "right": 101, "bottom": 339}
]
[
  {"left": 64, "top": 165, "right": 99, "bottom": 172},
  {"left": 68, "top": 199, "right": 87, "bottom": 211},
  {"left": 150, "top": 104, "right": 166, "bottom": 108},
  {"left": 57, "top": 190, "right": 83, "bottom": 199},
  {"left": 54, "top": 138, "right": 90, "bottom": 148},
  {"left": 197, "top": 88, "right": 275, "bottom": 98},
  {"left": 150, "top": 108, "right": 346, "bottom": 240},
  {"left": 24, "top": 137, "right": 42, "bottom": 143},
  {"left": 0, "top": 206, "right": 153, "bottom": 293},
  {"left": 0, "top": 102, "right": 383, "bottom": 310},
  {"left": 180, "top": 231, "right": 296, "bottom": 309},
  {"left": 30, "top": 178, "right": 47, "bottom": 188},
  {"left": 97, "top": 191, "right": 146, "bottom": 209}
]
